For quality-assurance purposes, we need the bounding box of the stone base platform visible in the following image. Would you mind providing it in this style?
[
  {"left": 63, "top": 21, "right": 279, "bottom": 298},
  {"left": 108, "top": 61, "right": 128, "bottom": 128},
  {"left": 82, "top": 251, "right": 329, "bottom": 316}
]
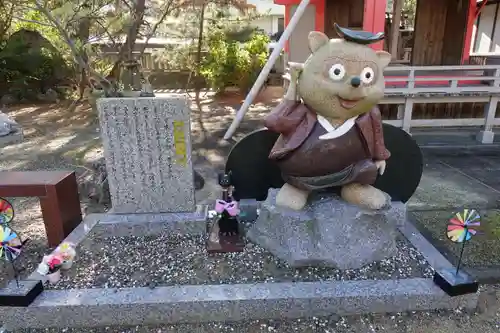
[
  {"left": 0, "top": 207, "right": 479, "bottom": 330},
  {"left": 2, "top": 279, "right": 477, "bottom": 329},
  {"left": 0, "top": 129, "right": 22, "bottom": 146},
  {"left": 247, "top": 189, "right": 405, "bottom": 270},
  {"left": 90, "top": 206, "right": 209, "bottom": 237}
]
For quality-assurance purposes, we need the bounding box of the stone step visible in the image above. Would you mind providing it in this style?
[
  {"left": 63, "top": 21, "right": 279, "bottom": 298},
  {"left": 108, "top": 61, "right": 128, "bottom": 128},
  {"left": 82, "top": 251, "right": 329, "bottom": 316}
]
[{"left": 5, "top": 309, "right": 482, "bottom": 333}]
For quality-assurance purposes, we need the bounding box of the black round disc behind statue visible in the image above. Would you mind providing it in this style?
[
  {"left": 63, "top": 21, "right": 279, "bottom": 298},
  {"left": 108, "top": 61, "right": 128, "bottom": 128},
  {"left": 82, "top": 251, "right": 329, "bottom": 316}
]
[
  {"left": 225, "top": 124, "right": 423, "bottom": 203},
  {"left": 225, "top": 129, "right": 282, "bottom": 201},
  {"left": 372, "top": 124, "right": 423, "bottom": 203}
]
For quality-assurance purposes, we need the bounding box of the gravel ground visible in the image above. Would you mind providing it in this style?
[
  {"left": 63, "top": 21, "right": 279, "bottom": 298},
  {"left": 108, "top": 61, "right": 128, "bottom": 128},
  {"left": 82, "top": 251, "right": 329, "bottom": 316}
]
[{"left": 48, "top": 232, "right": 433, "bottom": 290}]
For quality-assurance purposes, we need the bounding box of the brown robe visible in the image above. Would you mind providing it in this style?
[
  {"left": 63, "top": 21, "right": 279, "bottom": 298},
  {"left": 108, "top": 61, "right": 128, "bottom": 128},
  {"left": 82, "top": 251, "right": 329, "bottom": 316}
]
[{"left": 265, "top": 100, "right": 390, "bottom": 191}]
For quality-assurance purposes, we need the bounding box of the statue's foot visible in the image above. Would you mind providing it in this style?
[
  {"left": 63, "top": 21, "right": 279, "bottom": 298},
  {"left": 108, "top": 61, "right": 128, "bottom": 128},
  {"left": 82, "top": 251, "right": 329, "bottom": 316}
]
[
  {"left": 220, "top": 231, "right": 238, "bottom": 237},
  {"left": 341, "top": 183, "right": 388, "bottom": 210},
  {"left": 276, "top": 183, "right": 309, "bottom": 210}
]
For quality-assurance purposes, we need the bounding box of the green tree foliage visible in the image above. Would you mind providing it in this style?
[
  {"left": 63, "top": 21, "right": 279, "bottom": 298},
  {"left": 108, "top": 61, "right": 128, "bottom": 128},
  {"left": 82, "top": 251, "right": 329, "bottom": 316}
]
[
  {"left": 13, "top": 10, "right": 67, "bottom": 55},
  {"left": 0, "top": 28, "right": 70, "bottom": 100},
  {"left": 0, "top": 0, "right": 271, "bottom": 100},
  {"left": 201, "top": 29, "right": 270, "bottom": 94}
]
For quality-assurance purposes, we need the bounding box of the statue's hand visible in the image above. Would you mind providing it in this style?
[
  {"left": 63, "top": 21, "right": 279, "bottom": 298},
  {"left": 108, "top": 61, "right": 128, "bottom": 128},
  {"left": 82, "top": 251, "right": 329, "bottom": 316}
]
[
  {"left": 289, "top": 62, "right": 303, "bottom": 82},
  {"left": 375, "top": 160, "right": 386, "bottom": 175},
  {"left": 284, "top": 62, "right": 304, "bottom": 101}
]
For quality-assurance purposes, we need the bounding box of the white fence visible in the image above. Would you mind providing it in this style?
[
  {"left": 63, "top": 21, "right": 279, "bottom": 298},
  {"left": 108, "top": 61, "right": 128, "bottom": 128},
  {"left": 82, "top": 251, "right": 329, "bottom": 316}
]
[{"left": 285, "top": 64, "right": 500, "bottom": 143}]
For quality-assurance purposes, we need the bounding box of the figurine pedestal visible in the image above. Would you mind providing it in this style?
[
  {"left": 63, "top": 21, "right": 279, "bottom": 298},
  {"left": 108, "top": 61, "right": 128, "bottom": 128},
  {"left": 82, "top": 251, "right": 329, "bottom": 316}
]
[
  {"left": 206, "top": 219, "right": 244, "bottom": 253},
  {"left": 247, "top": 189, "right": 405, "bottom": 269},
  {"left": 0, "top": 280, "right": 44, "bottom": 307},
  {"left": 433, "top": 268, "right": 479, "bottom": 297}
]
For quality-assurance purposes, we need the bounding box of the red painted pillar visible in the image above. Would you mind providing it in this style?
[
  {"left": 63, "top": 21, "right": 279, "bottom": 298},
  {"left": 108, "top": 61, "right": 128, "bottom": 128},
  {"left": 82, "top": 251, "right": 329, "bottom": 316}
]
[
  {"left": 276, "top": 0, "right": 326, "bottom": 55},
  {"left": 284, "top": 5, "right": 291, "bottom": 52},
  {"left": 462, "top": 0, "right": 477, "bottom": 64},
  {"left": 314, "top": 0, "right": 325, "bottom": 32},
  {"left": 363, "top": 0, "right": 386, "bottom": 50}
]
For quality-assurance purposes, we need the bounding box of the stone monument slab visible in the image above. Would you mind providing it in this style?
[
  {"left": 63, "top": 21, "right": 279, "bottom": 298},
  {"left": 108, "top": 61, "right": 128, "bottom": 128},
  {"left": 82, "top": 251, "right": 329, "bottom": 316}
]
[
  {"left": 97, "top": 97, "right": 195, "bottom": 213},
  {"left": 247, "top": 189, "right": 405, "bottom": 270}
]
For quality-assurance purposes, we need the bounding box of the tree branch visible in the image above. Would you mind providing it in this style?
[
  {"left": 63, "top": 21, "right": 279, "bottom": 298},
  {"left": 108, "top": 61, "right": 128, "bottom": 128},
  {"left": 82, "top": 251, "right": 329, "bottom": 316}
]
[
  {"left": 11, "top": 16, "right": 54, "bottom": 27},
  {"left": 32, "top": 0, "right": 110, "bottom": 87},
  {"left": 93, "top": 19, "right": 118, "bottom": 46},
  {"left": 119, "top": 0, "right": 133, "bottom": 11},
  {"left": 139, "top": 1, "right": 178, "bottom": 56}
]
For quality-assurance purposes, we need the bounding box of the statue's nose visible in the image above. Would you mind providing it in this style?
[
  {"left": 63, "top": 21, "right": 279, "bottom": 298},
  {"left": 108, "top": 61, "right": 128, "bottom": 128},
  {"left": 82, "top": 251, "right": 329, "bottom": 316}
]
[{"left": 350, "top": 76, "right": 361, "bottom": 88}]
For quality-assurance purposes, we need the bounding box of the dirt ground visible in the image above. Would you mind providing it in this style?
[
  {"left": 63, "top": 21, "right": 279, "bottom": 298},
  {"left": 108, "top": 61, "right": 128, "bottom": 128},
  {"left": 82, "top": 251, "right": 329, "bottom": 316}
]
[{"left": 1, "top": 87, "right": 500, "bottom": 332}]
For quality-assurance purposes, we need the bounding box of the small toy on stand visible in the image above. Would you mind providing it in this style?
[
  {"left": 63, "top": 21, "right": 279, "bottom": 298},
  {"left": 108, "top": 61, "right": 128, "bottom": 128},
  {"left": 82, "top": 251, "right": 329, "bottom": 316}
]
[
  {"left": 37, "top": 254, "right": 64, "bottom": 284},
  {"left": 433, "top": 209, "right": 480, "bottom": 296},
  {"left": 54, "top": 242, "right": 76, "bottom": 270},
  {"left": 0, "top": 197, "right": 44, "bottom": 307},
  {"left": 206, "top": 171, "right": 245, "bottom": 253}
]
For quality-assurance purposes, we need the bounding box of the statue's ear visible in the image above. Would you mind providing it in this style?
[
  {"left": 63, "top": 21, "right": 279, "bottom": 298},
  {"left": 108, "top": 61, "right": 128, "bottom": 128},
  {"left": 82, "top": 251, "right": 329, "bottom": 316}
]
[
  {"left": 375, "top": 51, "right": 391, "bottom": 70},
  {"left": 308, "top": 31, "right": 329, "bottom": 53}
]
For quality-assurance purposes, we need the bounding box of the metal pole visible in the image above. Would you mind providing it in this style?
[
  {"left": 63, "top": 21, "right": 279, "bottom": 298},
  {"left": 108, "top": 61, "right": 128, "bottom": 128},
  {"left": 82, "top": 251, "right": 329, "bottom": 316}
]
[{"left": 223, "top": 0, "right": 311, "bottom": 140}]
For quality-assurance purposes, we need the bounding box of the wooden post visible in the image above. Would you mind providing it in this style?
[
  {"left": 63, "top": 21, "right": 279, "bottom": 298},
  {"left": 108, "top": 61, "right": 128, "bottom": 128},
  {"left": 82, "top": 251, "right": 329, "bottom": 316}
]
[
  {"left": 402, "top": 68, "right": 415, "bottom": 133},
  {"left": 477, "top": 67, "right": 500, "bottom": 143},
  {"left": 390, "top": 0, "right": 403, "bottom": 59}
]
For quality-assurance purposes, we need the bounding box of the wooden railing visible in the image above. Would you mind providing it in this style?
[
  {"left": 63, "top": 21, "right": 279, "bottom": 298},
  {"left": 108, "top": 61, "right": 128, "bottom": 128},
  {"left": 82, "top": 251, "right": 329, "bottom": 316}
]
[
  {"left": 283, "top": 64, "right": 500, "bottom": 143},
  {"left": 382, "top": 65, "right": 500, "bottom": 142}
]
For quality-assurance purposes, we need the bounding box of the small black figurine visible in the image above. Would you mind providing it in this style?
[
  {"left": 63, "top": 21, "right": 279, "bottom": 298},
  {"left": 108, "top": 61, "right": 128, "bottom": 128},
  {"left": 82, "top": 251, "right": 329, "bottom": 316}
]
[
  {"left": 217, "top": 172, "right": 239, "bottom": 236},
  {"left": 206, "top": 171, "right": 245, "bottom": 253}
]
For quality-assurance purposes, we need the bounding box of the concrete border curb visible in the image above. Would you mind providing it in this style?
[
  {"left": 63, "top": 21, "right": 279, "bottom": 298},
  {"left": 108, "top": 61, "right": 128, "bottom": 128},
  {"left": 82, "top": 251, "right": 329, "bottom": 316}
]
[
  {"left": 4, "top": 279, "right": 476, "bottom": 329},
  {"left": 2, "top": 209, "right": 479, "bottom": 330}
]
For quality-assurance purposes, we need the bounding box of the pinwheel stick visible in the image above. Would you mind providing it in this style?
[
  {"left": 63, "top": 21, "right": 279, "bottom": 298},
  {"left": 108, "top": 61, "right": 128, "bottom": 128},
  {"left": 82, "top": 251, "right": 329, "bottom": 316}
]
[
  {"left": 6, "top": 251, "right": 19, "bottom": 288},
  {"left": 11, "top": 261, "right": 19, "bottom": 288},
  {"left": 455, "top": 227, "right": 468, "bottom": 276}
]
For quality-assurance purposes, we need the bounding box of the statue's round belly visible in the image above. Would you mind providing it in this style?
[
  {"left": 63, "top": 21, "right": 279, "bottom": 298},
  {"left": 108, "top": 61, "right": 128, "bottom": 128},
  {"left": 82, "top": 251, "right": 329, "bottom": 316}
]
[{"left": 278, "top": 122, "right": 370, "bottom": 177}]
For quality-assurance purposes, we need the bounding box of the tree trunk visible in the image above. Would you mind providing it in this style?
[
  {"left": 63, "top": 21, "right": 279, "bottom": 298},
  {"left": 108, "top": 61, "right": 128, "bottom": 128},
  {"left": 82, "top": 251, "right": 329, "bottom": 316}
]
[
  {"left": 194, "top": 2, "right": 206, "bottom": 101},
  {"left": 76, "top": 16, "right": 91, "bottom": 100},
  {"left": 108, "top": 0, "right": 147, "bottom": 80}
]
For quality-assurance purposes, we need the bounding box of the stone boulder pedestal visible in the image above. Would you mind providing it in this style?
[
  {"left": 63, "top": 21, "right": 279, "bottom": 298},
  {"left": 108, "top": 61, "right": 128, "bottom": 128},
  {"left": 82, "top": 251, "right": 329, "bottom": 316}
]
[
  {"left": 246, "top": 189, "right": 406, "bottom": 270},
  {"left": 0, "top": 111, "right": 22, "bottom": 146}
]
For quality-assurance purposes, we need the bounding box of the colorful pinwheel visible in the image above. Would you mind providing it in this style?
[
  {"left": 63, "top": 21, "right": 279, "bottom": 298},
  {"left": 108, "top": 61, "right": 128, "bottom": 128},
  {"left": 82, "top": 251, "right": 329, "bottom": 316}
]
[
  {"left": 0, "top": 225, "right": 23, "bottom": 262},
  {"left": 0, "top": 202, "right": 26, "bottom": 287},
  {"left": 0, "top": 197, "right": 14, "bottom": 225},
  {"left": 446, "top": 209, "right": 481, "bottom": 276},
  {"left": 447, "top": 209, "right": 480, "bottom": 243}
]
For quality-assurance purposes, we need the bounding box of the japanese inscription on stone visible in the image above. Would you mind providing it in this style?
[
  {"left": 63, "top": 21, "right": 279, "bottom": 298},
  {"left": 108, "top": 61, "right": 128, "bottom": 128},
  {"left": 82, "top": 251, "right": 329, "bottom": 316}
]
[{"left": 96, "top": 97, "right": 195, "bottom": 213}]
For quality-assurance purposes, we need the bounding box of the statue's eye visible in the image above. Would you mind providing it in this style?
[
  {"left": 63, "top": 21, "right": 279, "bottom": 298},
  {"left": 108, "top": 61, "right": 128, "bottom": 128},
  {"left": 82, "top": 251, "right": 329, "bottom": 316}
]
[
  {"left": 360, "top": 67, "right": 375, "bottom": 84},
  {"left": 328, "top": 64, "right": 345, "bottom": 81}
]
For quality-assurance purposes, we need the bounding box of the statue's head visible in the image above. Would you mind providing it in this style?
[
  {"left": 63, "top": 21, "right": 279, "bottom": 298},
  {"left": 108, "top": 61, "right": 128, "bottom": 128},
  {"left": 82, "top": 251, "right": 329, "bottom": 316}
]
[{"left": 297, "top": 24, "right": 391, "bottom": 121}]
